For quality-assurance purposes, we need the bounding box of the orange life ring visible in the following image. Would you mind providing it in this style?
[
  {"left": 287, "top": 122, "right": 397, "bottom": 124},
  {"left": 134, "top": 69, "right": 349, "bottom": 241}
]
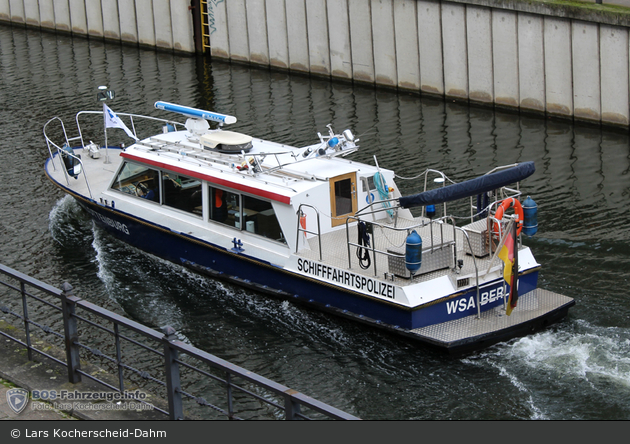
[{"left": 493, "top": 198, "right": 523, "bottom": 237}]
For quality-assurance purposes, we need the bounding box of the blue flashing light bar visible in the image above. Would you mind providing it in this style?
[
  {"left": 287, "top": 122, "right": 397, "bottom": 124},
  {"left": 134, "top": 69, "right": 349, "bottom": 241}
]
[{"left": 154, "top": 101, "right": 237, "bottom": 124}]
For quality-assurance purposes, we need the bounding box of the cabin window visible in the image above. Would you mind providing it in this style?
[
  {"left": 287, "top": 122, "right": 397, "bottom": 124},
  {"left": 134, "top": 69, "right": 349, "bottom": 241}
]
[
  {"left": 329, "top": 172, "right": 358, "bottom": 227},
  {"left": 110, "top": 162, "right": 160, "bottom": 202},
  {"left": 334, "top": 179, "right": 353, "bottom": 214},
  {"left": 209, "top": 187, "right": 240, "bottom": 228},
  {"left": 161, "top": 173, "right": 203, "bottom": 216},
  {"left": 110, "top": 162, "right": 202, "bottom": 216},
  {"left": 242, "top": 195, "right": 285, "bottom": 243},
  {"left": 209, "top": 186, "right": 286, "bottom": 244}
]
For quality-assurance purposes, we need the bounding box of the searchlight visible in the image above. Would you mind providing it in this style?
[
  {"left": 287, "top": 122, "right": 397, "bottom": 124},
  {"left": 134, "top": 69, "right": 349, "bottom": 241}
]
[{"left": 154, "top": 101, "right": 237, "bottom": 125}]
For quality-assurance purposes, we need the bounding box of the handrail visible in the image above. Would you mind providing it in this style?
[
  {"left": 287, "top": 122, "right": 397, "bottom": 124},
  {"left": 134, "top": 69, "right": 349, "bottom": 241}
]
[
  {"left": 0, "top": 262, "right": 358, "bottom": 420},
  {"left": 43, "top": 116, "right": 94, "bottom": 199},
  {"left": 43, "top": 116, "right": 70, "bottom": 171},
  {"left": 344, "top": 215, "right": 458, "bottom": 278},
  {"left": 74, "top": 110, "right": 185, "bottom": 147},
  {"left": 421, "top": 168, "right": 448, "bottom": 219},
  {"left": 453, "top": 225, "right": 481, "bottom": 318},
  {"left": 295, "top": 204, "right": 322, "bottom": 261}
]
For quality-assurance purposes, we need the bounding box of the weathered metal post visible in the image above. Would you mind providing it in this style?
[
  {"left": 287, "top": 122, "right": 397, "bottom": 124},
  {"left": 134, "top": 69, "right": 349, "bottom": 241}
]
[
  {"left": 20, "top": 282, "right": 33, "bottom": 360},
  {"left": 162, "top": 326, "right": 184, "bottom": 420},
  {"left": 60, "top": 282, "right": 82, "bottom": 383},
  {"left": 283, "top": 389, "right": 302, "bottom": 420}
]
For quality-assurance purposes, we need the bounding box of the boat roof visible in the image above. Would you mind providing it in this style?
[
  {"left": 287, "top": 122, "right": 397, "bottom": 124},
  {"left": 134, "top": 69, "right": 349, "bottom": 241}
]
[{"left": 122, "top": 128, "right": 379, "bottom": 205}]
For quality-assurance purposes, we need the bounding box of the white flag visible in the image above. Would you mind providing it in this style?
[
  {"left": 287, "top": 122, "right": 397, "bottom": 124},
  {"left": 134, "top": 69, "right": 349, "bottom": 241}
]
[{"left": 103, "top": 104, "right": 138, "bottom": 140}]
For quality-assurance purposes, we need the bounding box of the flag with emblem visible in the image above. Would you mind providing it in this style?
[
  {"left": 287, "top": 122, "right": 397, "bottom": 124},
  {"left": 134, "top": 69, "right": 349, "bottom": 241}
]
[{"left": 103, "top": 103, "right": 138, "bottom": 140}]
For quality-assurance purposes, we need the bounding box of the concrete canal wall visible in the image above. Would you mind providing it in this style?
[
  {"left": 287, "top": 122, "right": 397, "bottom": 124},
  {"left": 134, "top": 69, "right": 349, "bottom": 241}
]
[
  {"left": 3, "top": 0, "right": 630, "bottom": 127},
  {"left": 207, "top": 0, "right": 630, "bottom": 128},
  {"left": 0, "top": 0, "right": 195, "bottom": 52}
]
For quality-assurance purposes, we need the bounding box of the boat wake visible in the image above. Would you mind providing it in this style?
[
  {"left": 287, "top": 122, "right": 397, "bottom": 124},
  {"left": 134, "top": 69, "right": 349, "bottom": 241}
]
[
  {"left": 89, "top": 221, "right": 358, "bottom": 357},
  {"left": 463, "top": 319, "right": 630, "bottom": 419},
  {"left": 510, "top": 320, "right": 630, "bottom": 389},
  {"left": 90, "top": 225, "right": 191, "bottom": 340},
  {"left": 48, "top": 196, "right": 93, "bottom": 246}
]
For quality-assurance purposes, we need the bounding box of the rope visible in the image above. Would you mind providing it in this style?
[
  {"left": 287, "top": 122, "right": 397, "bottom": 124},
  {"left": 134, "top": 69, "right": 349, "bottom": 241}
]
[{"left": 356, "top": 221, "right": 371, "bottom": 269}]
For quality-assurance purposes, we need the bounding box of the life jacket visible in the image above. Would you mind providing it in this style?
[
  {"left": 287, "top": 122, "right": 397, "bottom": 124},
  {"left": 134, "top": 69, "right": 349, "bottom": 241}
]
[{"left": 215, "top": 189, "right": 223, "bottom": 208}]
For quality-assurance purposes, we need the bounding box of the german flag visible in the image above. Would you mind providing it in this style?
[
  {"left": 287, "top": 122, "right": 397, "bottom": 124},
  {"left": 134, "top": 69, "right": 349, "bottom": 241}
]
[{"left": 498, "top": 221, "right": 519, "bottom": 315}]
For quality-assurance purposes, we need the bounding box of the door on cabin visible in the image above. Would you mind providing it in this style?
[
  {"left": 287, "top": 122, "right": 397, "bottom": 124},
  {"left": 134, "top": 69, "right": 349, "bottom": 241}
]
[{"left": 329, "top": 172, "right": 358, "bottom": 227}]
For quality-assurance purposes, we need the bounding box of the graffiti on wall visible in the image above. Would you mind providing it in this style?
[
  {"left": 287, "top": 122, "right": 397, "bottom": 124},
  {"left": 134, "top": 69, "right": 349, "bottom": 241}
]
[{"left": 207, "top": 0, "right": 224, "bottom": 35}]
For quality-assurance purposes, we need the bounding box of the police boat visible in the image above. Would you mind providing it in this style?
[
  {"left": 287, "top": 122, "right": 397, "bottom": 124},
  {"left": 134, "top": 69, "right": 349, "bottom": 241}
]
[{"left": 43, "top": 100, "right": 575, "bottom": 354}]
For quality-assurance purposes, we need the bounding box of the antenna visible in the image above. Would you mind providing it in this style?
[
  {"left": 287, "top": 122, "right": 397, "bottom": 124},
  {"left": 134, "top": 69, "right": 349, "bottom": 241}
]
[{"left": 98, "top": 85, "right": 115, "bottom": 164}]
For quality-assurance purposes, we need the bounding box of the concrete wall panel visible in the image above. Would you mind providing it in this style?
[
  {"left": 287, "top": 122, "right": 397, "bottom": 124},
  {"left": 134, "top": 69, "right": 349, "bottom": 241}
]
[
  {"left": 170, "top": 0, "right": 194, "bottom": 52},
  {"left": 118, "top": 0, "right": 138, "bottom": 44},
  {"left": 68, "top": 0, "right": 87, "bottom": 34},
  {"left": 544, "top": 17, "right": 573, "bottom": 117},
  {"left": 24, "top": 0, "right": 41, "bottom": 26},
  {"left": 53, "top": 0, "right": 71, "bottom": 32},
  {"left": 285, "top": 0, "right": 309, "bottom": 72},
  {"left": 153, "top": 0, "right": 173, "bottom": 49},
  {"left": 441, "top": 3, "right": 468, "bottom": 99},
  {"left": 600, "top": 25, "right": 629, "bottom": 125},
  {"left": 466, "top": 5, "right": 493, "bottom": 103},
  {"left": 305, "top": 0, "right": 330, "bottom": 76},
  {"left": 208, "top": 0, "right": 228, "bottom": 58},
  {"left": 394, "top": 0, "right": 419, "bottom": 90},
  {"left": 134, "top": 0, "right": 155, "bottom": 46},
  {"left": 327, "top": 0, "right": 352, "bottom": 79},
  {"left": 266, "top": 0, "right": 288, "bottom": 68},
  {"left": 371, "top": 0, "right": 397, "bottom": 86},
  {"left": 492, "top": 9, "right": 518, "bottom": 108},
  {"left": 348, "top": 0, "right": 374, "bottom": 83},
  {"left": 40, "top": 0, "right": 56, "bottom": 29},
  {"left": 85, "top": 0, "right": 104, "bottom": 38},
  {"left": 0, "top": 0, "right": 10, "bottom": 22},
  {"left": 417, "top": 0, "right": 444, "bottom": 95},
  {"left": 572, "top": 21, "right": 600, "bottom": 122},
  {"left": 226, "top": 0, "right": 249, "bottom": 62},
  {"left": 246, "top": 0, "right": 269, "bottom": 65},
  {"left": 518, "top": 13, "right": 545, "bottom": 112},
  {"left": 102, "top": 0, "right": 121, "bottom": 40},
  {"left": 9, "top": 0, "right": 24, "bottom": 23}
]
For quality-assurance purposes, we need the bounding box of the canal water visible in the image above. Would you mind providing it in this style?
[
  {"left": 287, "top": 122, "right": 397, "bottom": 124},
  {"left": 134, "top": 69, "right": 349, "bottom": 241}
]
[{"left": 1, "top": 24, "right": 630, "bottom": 420}]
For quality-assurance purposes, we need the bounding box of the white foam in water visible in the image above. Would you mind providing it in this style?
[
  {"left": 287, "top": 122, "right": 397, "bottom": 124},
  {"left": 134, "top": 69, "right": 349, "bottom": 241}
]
[
  {"left": 48, "top": 195, "right": 70, "bottom": 224},
  {"left": 498, "top": 366, "right": 547, "bottom": 420},
  {"left": 48, "top": 196, "right": 88, "bottom": 243},
  {"left": 91, "top": 226, "right": 116, "bottom": 293},
  {"left": 510, "top": 320, "right": 630, "bottom": 388}
]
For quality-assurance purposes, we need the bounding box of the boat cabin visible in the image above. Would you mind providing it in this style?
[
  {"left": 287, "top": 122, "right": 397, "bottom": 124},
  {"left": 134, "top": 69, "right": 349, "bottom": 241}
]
[{"left": 104, "top": 116, "right": 401, "bottom": 254}]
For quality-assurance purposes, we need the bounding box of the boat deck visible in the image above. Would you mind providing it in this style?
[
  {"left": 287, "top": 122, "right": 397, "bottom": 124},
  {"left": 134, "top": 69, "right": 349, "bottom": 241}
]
[
  {"left": 296, "top": 215, "right": 503, "bottom": 288},
  {"left": 46, "top": 148, "right": 123, "bottom": 200},
  {"left": 407, "top": 288, "right": 575, "bottom": 353}
]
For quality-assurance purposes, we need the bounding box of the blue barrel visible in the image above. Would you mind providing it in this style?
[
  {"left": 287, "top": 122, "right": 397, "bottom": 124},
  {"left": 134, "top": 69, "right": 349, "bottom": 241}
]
[
  {"left": 522, "top": 195, "right": 538, "bottom": 236},
  {"left": 61, "top": 143, "right": 80, "bottom": 177},
  {"left": 405, "top": 230, "right": 422, "bottom": 275},
  {"left": 426, "top": 204, "right": 436, "bottom": 219}
]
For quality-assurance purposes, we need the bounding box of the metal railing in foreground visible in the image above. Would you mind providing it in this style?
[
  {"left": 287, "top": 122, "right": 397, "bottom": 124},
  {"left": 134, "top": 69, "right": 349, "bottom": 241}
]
[{"left": 0, "top": 263, "right": 359, "bottom": 420}]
